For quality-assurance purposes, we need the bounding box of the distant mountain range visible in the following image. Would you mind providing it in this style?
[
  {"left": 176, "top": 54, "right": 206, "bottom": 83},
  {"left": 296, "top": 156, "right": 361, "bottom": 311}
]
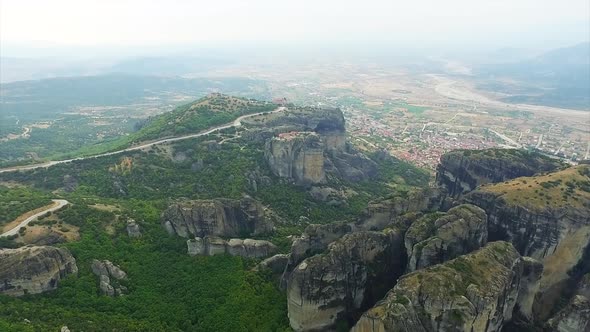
[{"left": 475, "top": 42, "right": 590, "bottom": 110}]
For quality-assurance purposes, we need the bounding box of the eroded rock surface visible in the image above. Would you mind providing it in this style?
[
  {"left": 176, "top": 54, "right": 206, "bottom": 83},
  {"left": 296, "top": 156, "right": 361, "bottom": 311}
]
[
  {"left": 547, "top": 274, "right": 590, "bottom": 332},
  {"left": 187, "top": 236, "right": 277, "bottom": 258},
  {"left": 265, "top": 132, "right": 327, "bottom": 184},
  {"left": 91, "top": 259, "right": 128, "bottom": 297},
  {"left": 162, "top": 197, "right": 276, "bottom": 238},
  {"left": 256, "top": 254, "right": 290, "bottom": 274},
  {"left": 436, "top": 149, "right": 563, "bottom": 198},
  {"left": 462, "top": 165, "right": 590, "bottom": 320},
  {"left": 353, "top": 242, "right": 542, "bottom": 332},
  {"left": 263, "top": 107, "right": 378, "bottom": 185},
  {"left": 404, "top": 204, "right": 487, "bottom": 272},
  {"left": 0, "top": 246, "right": 78, "bottom": 296},
  {"left": 287, "top": 226, "right": 408, "bottom": 331}
]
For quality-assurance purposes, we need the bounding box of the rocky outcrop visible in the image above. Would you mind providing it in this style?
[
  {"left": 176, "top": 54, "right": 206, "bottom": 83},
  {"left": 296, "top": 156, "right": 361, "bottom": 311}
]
[
  {"left": 256, "top": 254, "right": 290, "bottom": 274},
  {"left": 361, "top": 187, "right": 447, "bottom": 231},
  {"left": 352, "top": 242, "right": 543, "bottom": 332},
  {"left": 436, "top": 149, "right": 563, "bottom": 198},
  {"left": 289, "top": 222, "right": 356, "bottom": 266},
  {"left": 265, "top": 107, "right": 346, "bottom": 139},
  {"left": 0, "top": 246, "right": 78, "bottom": 296},
  {"left": 263, "top": 107, "right": 379, "bottom": 185},
  {"left": 265, "top": 132, "right": 327, "bottom": 185},
  {"left": 404, "top": 204, "right": 487, "bottom": 272},
  {"left": 462, "top": 166, "right": 590, "bottom": 320},
  {"left": 329, "top": 148, "right": 378, "bottom": 182},
  {"left": 287, "top": 225, "right": 409, "bottom": 331},
  {"left": 126, "top": 219, "right": 141, "bottom": 238},
  {"left": 547, "top": 274, "right": 590, "bottom": 332},
  {"left": 187, "top": 236, "right": 277, "bottom": 258},
  {"left": 161, "top": 197, "right": 276, "bottom": 238},
  {"left": 91, "top": 259, "right": 127, "bottom": 297}
]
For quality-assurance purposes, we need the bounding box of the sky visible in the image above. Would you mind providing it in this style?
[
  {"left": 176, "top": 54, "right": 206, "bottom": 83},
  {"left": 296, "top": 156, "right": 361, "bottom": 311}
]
[{"left": 1, "top": 0, "right": 589, "bottom": 56}]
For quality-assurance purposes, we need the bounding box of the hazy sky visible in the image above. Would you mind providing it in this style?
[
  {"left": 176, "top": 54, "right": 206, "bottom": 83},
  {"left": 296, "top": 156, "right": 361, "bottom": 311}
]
[{"left": 1, "top": 0, "right": 589, "bottom": 51}]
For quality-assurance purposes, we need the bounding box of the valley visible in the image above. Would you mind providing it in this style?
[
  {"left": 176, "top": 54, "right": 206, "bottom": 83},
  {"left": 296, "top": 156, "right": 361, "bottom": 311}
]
[{"left": 0, "top": 92, "right": 588, "bottom": 331}]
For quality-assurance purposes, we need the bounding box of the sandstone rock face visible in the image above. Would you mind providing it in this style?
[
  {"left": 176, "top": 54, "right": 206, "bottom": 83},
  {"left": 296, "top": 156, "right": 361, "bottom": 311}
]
[
  {"left": 186, "top": 236, "right": 277, "bottom": 258},
  {"left": 287, "top": 228, "right": 407, "bottom": 331},
  {"left": 161, "top": 197, "right": 276, "bottom": 238},
  {"left": 256, "top": 254, "right": 290, "bottom": 274},
  {"left": 352, "top": 242, "right": 543, "bottom": 332},
  {"left": 404, "top": 204, "right": 487, "bottom": 272},
  {"left": 463, "top": 184, "right": 590, "bottom": 320},
  {"left": 436, "top": 149, "right": 563, "bottom": 198},
  {"left": 263, "top": 107, "right": 379, "bottom": 185},
  {"left": 329, "top": 150, "right": 378, "bottom": 182},
  {"left": 547, "top": 274, "right": 590, "bottom": 332},
  {"left": 265, "top": 132, "right": 327, "bottom": 185},
  {"left": 91, "top": 259, "right": 127, "bottom": 297},
  {"left": 0, "top": 246, "right": 78, "bottom": 296},
  {"left": 361, "top": 188, "right": 447, "bottom": 231},
  {"left": 289, "top": 222, "right": 356, "bottom": 266},
  {"left": 265, "top": 107, "right": 346, "bottom": 137}
]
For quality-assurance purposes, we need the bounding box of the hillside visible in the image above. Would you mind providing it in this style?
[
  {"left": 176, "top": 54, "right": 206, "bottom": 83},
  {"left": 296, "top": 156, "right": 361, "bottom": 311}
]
[{"left": 128, "top": 93, "right": 276, "bottom": 143}]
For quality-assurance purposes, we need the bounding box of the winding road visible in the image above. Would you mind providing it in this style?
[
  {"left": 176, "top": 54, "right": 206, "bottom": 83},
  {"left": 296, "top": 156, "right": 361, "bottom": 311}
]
[
  {"left": 1, "top": 199, "right": 70, "bottom": 237},
  {"left": 0, "top": 107, "right": 286, "bottom": 174}
]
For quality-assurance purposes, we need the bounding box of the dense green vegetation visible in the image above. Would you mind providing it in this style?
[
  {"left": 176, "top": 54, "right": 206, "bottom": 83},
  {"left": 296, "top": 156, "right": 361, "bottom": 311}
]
[
  {"left": 126, "top": 95, "right": 276, "bottom": 144},
  {"left": 0, "top": 202, "right": 289, "bottom": 331},
  {"left": 0, "top": 186, "right": 51, "bottom": 225},
  {"left": 0, "top": 95, "right": 433, "bottom": 331}
]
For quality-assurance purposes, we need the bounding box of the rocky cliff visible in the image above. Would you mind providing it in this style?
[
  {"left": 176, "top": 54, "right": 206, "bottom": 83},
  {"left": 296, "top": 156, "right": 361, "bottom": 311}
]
[
  {"left": 463, "top": 165, "right": 590, "bottom": 320},
  {"left": 0, "top": 246, "right": 78, "bottom": 296},
  {"left": 287, "top": 227, "right": 408, "bottom": 331},
  {"left": 352, "top": 241, "right": 543, "bottom": 332},
  {"left": 404, "top": 204, "right": 487, "bottom": 272},
  {"left": 361, "top": 188, "right": 447, "bottom": 231},
  {"left": 187, "top": 236, "right": 277, "bottom": 258},
  {"left": 436, "top": 149, "right": 563, "bottom": 198},
  {"left": 265, "top": 132, "right": 327, "bottom": 185},
  {"left": 547, "top": 273, "right": 590, "bottom": 331},
  {"left": 161, "top": 197, "right": 276, "bottom": 238},
  {"left": 263, "top": 107, "right": 378, "bottom": 185}
]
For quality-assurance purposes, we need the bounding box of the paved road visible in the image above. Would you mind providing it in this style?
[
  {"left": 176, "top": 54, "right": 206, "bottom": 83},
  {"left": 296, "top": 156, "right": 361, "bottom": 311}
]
[
  {"left": 0, "top": 107, "right": 286, "bottom": 174},
  {"left": 1, "top": 199, "right": 70, "bottom": 237}
]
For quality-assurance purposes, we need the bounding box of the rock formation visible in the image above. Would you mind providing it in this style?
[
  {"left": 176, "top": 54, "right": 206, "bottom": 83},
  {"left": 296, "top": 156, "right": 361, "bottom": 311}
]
[
  {"left": 256, "top": 254, "right": 290, "bottom": 274},
  {"left": 547, "top": 274, "right": 590, "bottom": 332},
  {"left": 0, "top": 246, "right": 78, "bottom": 296},
  {"left": 126, "top": 219, "right": 141, "bottom": 238},
  {"left": 404, "top": 204, "right": 487, "bottom": 272},
  {"left": 436, "top": 148, "right": 563, "bottom": 198},
  {"left": 91, "top": 259, "right": 128, "bottom": 297},
  {"left": 352, "top": 242, "right": 543, "bottom": 332},
  {"left": 462, "top": 165, "right": 590, "bottom": 320},
  {"left": 287, "top": 225, "right": 408, "bottom": 331},
  {"left": 187, "top": 236, "right": 277, "bottom": 258},
  {"left": 161, "top": 197, "right": 276, "bottom": 238},
  {"left": 265, "top": 132, "right": 327, "bottom": 185},
  {"left": 263, "top": 107, "right": 379, "bottom": 185},
  {"left": 361, "top": 188, "right": 447, "bottom": 231}
]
